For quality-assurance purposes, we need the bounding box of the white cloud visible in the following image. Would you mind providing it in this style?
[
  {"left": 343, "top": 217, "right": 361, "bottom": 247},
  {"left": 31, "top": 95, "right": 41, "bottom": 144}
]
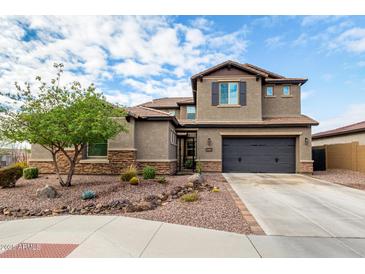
[
  {"left": 313, "top": 104, "right": 365, "bottom": 133},
  {"left": 265, "top": 35, "right": 284, "bottom": 48},
  {"left": 301, "top": 16, "right": 344, "bottom": 27},
  {"left": 190, "top": 17, "right": 214, "bottom": 31},
  {"left": 0, "top": 16, "right": 250, "bottom": 107},
  {"left": 330, "top": 27, "right": 365, "bottom": 53}
]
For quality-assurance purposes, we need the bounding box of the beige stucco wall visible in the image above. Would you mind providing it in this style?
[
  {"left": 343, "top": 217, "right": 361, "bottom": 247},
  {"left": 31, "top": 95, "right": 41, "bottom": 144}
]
[
  {"left": 135, "top": 120, "right": 174, "bottom": 161},
  {"left": 196, "top": 69, "right": 263, "bottom": 122},
  {"left": 179, "top": 105, "right": 187, "bottom": 120},
  {"left": 262, "top": 84, "right": 301, "bottom": 117},
  {"left": 312, "top": 132, "right": 365, "bottom": 146},
  {"left": 196, "top": 126, "right": 312, "bottom": 172},
  {"left": 108, "top": 117, "right": 135, "bottom": 150},
  {"left": 31, "top": 144, "right": 53, "bottom": 160}
]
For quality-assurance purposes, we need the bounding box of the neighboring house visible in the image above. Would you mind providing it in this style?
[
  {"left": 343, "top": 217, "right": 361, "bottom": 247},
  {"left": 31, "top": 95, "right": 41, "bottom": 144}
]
[
  {"left": 0, "top": 148, "right": 29, "bottom": 168},
  {"left": 312, "top": 121, "right": 365, "bottom": 172},
  {"left": 29, "top": 60, "right": 318, "bottom": 175}
]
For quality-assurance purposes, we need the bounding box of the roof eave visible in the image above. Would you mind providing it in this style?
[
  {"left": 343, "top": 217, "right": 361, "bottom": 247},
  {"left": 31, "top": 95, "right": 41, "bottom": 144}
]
[{"left": 313, "top": 128, "right": 365, "bottom": 139}]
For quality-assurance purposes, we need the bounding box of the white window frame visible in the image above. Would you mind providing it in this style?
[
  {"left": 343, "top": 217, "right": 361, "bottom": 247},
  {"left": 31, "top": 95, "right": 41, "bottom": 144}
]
[
  {"left": 219, "top": 82, "right": 239, "bottom": 105},
  {"left": 186, "top": 106, "right": 196, "bottom": 120},
  {"left": 170, "top": 129, "right": 177, "bottom": 145},
  {"left": 282, "top": 85, "right": 291, "bottom": 96},
  {"left": 266, "top": 86, "right": 274, "bottom": 97}
]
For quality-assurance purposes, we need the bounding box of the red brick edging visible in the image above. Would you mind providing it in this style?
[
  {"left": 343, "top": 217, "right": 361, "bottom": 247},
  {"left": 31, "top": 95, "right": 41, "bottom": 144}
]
[{"left": 223, "top": 179, "right": 265, "bottom": 235}]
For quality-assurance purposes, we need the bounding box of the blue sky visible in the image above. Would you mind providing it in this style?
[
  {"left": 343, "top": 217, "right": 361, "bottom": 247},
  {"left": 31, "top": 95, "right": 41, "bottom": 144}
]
[{"left": 1, "top": 15, "right": 365, "bottom": 133}]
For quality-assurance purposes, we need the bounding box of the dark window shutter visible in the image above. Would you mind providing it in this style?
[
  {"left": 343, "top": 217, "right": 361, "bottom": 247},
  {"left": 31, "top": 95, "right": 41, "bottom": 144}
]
[
  {"left": 211, "top": 82, "right": 219, "bottom": 106},
  {"left": 239, "top": 81, "right": 247, "bottom": 106}
]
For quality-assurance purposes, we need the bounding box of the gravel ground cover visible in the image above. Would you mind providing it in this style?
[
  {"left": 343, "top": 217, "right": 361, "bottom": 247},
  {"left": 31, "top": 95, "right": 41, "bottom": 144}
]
[
  {"left": 313, "top": 169, "right": 365, "bottom": 190},
  {"left": 0, "top": 173, "right": 250, "bottom": 234}
]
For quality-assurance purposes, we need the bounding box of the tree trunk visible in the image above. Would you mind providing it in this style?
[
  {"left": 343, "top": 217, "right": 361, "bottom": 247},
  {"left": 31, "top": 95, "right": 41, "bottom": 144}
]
[
  {"left": 64, "top": 160, "right": 76, "bottom": 187},
  {"left": 51, "top": 151, "right": 65, "bottom": 186},
  {"left": 60, "top": 144, "right": 83, "bottom": 187}
]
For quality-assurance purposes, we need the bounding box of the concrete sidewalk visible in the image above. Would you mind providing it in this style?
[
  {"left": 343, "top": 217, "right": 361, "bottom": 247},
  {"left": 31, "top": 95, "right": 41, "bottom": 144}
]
[{"left": 1, "top": 215, "right": 365, "bottom": 257}]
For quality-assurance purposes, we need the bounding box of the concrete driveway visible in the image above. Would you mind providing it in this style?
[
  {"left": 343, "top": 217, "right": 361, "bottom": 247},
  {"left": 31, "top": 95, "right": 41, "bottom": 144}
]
[{"left": 223, "top": 173, "right": 365, "bottom": 238}]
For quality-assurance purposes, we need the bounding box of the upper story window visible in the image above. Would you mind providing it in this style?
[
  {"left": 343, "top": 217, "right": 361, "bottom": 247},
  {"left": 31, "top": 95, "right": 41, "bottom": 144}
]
[
  {"left": 186, "top": 106, "right": 196, "bottom": 119},
  {"left": 283, "top": 85, "right": 291, "bottom": 96},
  {"left": 88, "top": 139, "right": 107, "bottom": 157},
  {"left": 266, "top": 86, "right": 274, "bottom": 97},
  {"left": 219, "top": 82, "right": 238, "bottom": 104}
]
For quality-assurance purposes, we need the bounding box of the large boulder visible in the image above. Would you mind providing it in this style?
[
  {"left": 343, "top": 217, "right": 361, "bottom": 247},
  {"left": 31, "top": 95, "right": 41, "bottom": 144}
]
[
  {"left": 36, "top": 185, "right": 58, "bottom": 199},
  {"left": 187, "top": 173, "right": 205, "bottom": 189}
]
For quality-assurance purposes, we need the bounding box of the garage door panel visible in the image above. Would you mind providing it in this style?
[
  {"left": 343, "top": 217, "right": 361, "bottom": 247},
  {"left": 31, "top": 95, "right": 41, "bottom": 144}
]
[{"left": 222, "top": 138, "right": 296, "bottom": 173}]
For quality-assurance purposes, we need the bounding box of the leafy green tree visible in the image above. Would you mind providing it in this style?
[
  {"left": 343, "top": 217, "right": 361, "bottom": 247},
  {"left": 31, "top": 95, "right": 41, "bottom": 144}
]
[{"left": 0, "top": 63, "right": 127, "bottom": 186}]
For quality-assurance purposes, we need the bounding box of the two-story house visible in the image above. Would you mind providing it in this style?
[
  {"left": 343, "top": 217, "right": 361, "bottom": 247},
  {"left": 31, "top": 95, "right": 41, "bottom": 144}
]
[{"left": 29, "top": 60, "right": 318, "bottom": 175}]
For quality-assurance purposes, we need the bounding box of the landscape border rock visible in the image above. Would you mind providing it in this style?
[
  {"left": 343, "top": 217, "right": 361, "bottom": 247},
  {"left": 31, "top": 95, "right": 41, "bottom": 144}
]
[{"left": 1, "top": 180, "right": 214, "bottom": 218}]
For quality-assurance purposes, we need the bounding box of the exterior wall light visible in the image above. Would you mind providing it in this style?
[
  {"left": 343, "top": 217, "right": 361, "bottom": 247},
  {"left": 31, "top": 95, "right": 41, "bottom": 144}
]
[
  {"left": 207, "top": 138, "right": 212, "bottom": 147},
  {"left": 305, "top": 137, "right": 310, "bottom": 145}
]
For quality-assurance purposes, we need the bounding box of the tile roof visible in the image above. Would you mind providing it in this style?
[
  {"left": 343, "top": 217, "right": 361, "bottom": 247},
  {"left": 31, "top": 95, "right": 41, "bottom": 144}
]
[
  {"left": 312, "top": 121, "right": 365, "bottom": 139},
  {"left": 139, "top": 97, "right": 194, "bottom": 108},
  {"left": 127, "top": 106, "right": 173, "bottom": 118}
]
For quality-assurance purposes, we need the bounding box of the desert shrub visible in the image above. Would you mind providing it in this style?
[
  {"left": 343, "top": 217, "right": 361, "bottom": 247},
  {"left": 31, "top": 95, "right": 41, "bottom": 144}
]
[
  {"left": 143, "top": 166, "right": 156, "bottom": 179},
  {"left": 23, "top": 167, "right": 39, "bottom": 180},
  {"left": 81, "top": 190, "right": 96, "bottom": 200},
  {"left": 181, "top": 192, "right": 199, "bottom": 202},
  {"left": 211, "top": 186, "right": 220, "bottom": 193},
  {"left": 184, "top": 159, "right": 193, "bottom": 169},
  {"left": 129, "top": 176, "right": 139, "bottom": 185},
  {"left": 0, "top": 164, "right": 23, "bottom": 188},
  {"left": 156, "top": 176, "right": 167, "bottom": 184},
  {"left": 121, "top": 164, "right": 137, "bottom": 182},
  {"left": 14, "top": 162, "right": 28, "bottom": 170},
  {"left": 195, "top": 161, "right": 202, "bottom": 174}
]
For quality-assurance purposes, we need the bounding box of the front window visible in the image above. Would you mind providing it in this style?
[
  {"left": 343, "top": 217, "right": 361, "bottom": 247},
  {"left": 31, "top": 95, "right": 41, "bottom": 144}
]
[
  {"left": 266, "top": 86, "right": 274, "bottom": 96},
  {"left": 283, "top": 85, "right": 291, "bottom": 96},
  {"left": 88, "top": 139, "right": 107, "bottom": 157},
  {"left": 186, "top": 106, "right": 196, "bottom": 120},
  {"left": 219, "top": 82, "right": 238, "bottom": 104}
]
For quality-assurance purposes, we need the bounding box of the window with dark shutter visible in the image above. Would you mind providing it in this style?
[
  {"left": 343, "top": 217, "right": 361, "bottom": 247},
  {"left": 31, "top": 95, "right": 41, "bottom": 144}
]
[
  {"left": 239, "top": 81, "right": 247, "bottom": 106},
  {"left": 211, "top": 82, "right": 219, "bottom": 106}
]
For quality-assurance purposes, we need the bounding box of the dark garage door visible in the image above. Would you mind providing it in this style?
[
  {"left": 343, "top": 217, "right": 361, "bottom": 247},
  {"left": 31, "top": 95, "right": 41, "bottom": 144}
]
[{"left": 222, "top": 137, "right": 296, "bottom": 173}]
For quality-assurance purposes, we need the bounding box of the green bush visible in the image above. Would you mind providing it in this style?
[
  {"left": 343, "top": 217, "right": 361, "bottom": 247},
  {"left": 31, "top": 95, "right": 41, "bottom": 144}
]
[
  {"left": 181, "top": 192, "right": 199, "bottom": 202},
  {"left": 81, "top": 190, "right": 96, "bottom": 200},
  {"left": 195, "top": 161, "right": 202, "bottom": 174},
  {"left": 23, "top": 167, "right": 39, "bottom": 180},
  {"left": 143, "top": 166, "right": 156, "bottom": 179},
  {"left": 0, "top": 164, "right": 23, "bottom": 188},
  {"left": 156, "top": 176, "right": 167, "bottom": 184},
  {"left": 184, "top": 159, "right": 193, "bottom": 169},
  {"left": 121, "top": 164, "right": 137, "bottom": 182},
  {"left": 129, "top": 176, "right": 139, "bottom": 185}
]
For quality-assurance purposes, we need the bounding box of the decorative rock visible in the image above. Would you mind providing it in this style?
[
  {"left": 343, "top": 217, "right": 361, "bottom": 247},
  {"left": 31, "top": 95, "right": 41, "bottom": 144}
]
[
  {"left": 187, "top": 173, "right": 204, "bottom": 189},
  {"left": 36, "top": 185, "right": 58, "bottom": 199},
  {"left": 185, "top": 182, "right": 194, "bottom": 188},
  {"left": 96, "top": 203, "right": 103, "bottom": 209}
]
